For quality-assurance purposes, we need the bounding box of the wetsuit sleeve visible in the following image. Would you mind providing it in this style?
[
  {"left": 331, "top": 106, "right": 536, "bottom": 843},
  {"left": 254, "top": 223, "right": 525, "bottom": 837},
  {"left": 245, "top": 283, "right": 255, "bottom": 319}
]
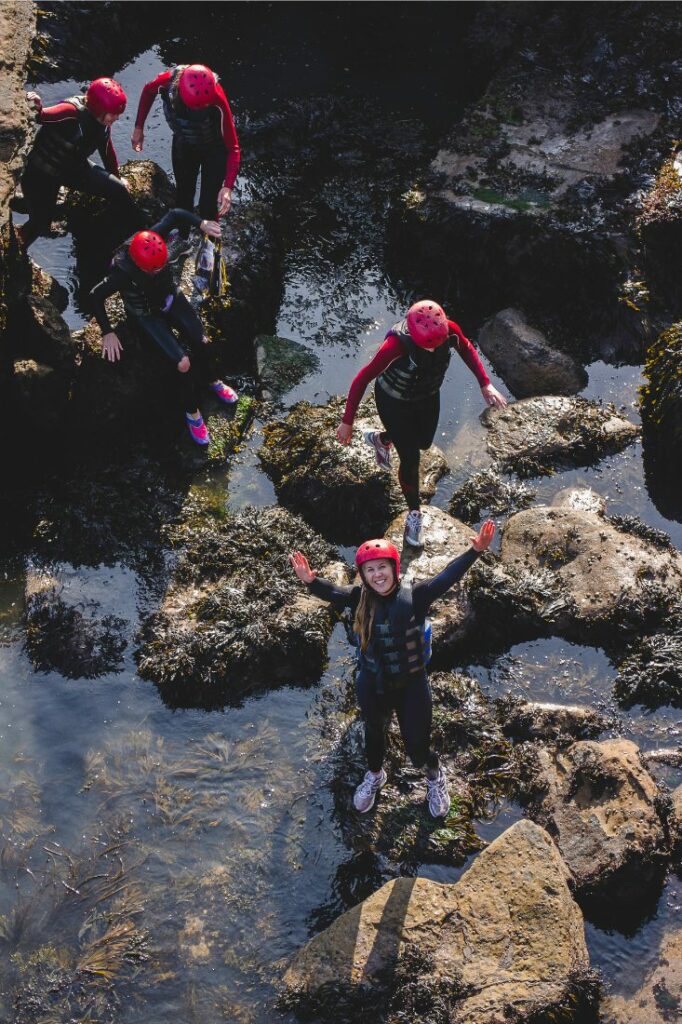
[
  {"left": 342, "top": 334, "right": 406, "bottom": 426},
  {"left": 89, "top": 268, "right": 129, "bottom": 334},
  {"left": 98, "top": 132, "right": 119, "bottom": 176},
  {"left": 37, "top": 102, "right": 79, "bottom": 124},
  {"left": 149, "top": 208, "right": 204, "bottom": 239},
  {"left": 307, "top": 577, "right": 360, "bottom": 611},
  {"left": 412, "top": 547, "right": 481, "bottom": 617},
  {"left": 448, "top": 320, "right": 490, "bottom": 388},
  {"left": 214, "top": 84, "right": 241, "bottom": 189},
  {"left": 134, "top": 70, "right": 173, "bottom": 128}
]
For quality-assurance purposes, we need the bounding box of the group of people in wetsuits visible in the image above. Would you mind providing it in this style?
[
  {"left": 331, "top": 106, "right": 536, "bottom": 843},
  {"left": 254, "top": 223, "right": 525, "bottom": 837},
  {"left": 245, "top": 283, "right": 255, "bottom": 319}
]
[{"left": 18, "top": 63, "right": 508, "bottom": 821}]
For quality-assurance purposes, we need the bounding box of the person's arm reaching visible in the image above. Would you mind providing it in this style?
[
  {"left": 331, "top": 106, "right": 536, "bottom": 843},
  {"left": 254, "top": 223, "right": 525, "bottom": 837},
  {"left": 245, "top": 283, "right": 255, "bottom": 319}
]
[
  {"left": 448, "top": 319, "right": 507, "bottom": 408},
  {"left": 214, "top": 83, "right": 240, "bottom": 215},
  {"left": 148, "top": 208, "right": 222, "bottom": 240},
  {"left": 412, "top": 519, "right": 496, "bottom": 616},
  {"left": 289, "top": 551, "right": 359, "bottom": 612},
  {"left": 336, "top": 334, "right": 406, "bottom": 443},
  {"left": 131, "top": 70, "right": 173, "bottom": 151}
]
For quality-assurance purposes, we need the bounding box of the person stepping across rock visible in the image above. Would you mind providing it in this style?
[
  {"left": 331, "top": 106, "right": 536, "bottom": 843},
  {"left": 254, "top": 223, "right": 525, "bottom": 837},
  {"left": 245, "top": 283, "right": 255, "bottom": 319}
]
[
  {"left": 89, "top": 208, "right": 238, "bottom": 448},
  {"left": 336, "top": 301, "right": 507, "bottom": 548},
  {"left": 290, "top": 520, "right": 495, "bottom": 818}
]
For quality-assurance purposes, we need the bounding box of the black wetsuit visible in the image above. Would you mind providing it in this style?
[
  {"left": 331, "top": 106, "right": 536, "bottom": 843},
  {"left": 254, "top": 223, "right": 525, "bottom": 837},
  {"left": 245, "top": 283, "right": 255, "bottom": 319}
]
[
  {"left": 89, "top": 209, "right": 212, "bottom": 412},
  {"left": 307, "top": 546, "right": 480, "bottom": 772}
]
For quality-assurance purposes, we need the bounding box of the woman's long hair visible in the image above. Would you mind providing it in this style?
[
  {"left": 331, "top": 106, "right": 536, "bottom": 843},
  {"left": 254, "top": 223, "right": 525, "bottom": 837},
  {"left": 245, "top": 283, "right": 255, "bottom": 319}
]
[{"left": 353, "top": 567, "right": 397, "bottom": 652}]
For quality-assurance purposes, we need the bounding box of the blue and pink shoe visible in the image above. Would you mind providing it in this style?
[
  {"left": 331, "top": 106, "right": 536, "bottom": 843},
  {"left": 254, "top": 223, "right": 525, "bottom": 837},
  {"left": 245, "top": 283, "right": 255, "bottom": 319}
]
[
  {"left": 185, "top": 412, "right": 210, "bottom": 447},
  {"left": 210, "top": 380, "right": 238, "bottom": 405}
]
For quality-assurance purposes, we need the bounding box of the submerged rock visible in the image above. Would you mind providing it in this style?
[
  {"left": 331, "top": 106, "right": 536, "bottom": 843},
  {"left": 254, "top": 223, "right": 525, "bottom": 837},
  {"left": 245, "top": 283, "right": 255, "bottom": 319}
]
[
  {"left": 479, "top": 506, "right": 682, "bottom": 644},
  {"left": 478, "top": 308, "right": 587, "bottom": 397},
  {"left": 525, "top": 739, "right": 667, "bottom": 912},
  {"left": 449, "top": 466, "right": 536, "bottom": 523},
  {"left": 137, "top": 504, "right": 347, "bottom": 706},
  {"left": 551, "top": 486, "right": 606, "bottom": 516},
  {"left": 255, "top": 333, "right": 320, "bottom": 401},
  {"left": 641, "top": 322, "right": 682, "bottom": 522},
  {"left": 259, "top": 397, "right": 448, "bottom": 544},
  {"left": 601, "top": 928, "right": 682, "bottom": 1024},
  {"left": 283, "top": 819, "right": 595, "bottom": 1024},
  {"left": 481, "top": 396, "right": 640, "bottom": 477},
  {"left": 497, "top": 696, "right": 606, "bottom": 742}
]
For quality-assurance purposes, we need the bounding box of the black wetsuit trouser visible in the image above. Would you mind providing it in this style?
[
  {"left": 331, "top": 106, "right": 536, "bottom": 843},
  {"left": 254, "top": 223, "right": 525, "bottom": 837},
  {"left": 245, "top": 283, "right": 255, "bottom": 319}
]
[
  {"left": 20, "top": 161, "right": 141, "bottom": 248},
  {"left": 355, "top": 668, "right": 439, "bottom": 774},
  {"left": 132, "top": 291, "right": 212, "bottom": 412},
  {"left": 375, "top": 383, "right": 440, "bottom": 512},
  {"left": 172, "top": 138, "right": 227, "bottom": 235}
]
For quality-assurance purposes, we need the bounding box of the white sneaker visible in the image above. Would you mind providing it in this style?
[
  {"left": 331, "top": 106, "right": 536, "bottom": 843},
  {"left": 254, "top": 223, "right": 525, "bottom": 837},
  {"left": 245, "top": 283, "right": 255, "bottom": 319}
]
[
  {"left": 404, "top": 509, "right": 424, "bottom": 548},
  {"left": 166, "top": 229, "right": 192, "bottom": 264},
  {"left": 426, "top": 767, "right": 451, "bottom": 818},
  {"left": 353, "top": 768, "right": 387, "bottom": 813},
  {"left": 363, "top": 429, "right": 392, "bottom": 470}
]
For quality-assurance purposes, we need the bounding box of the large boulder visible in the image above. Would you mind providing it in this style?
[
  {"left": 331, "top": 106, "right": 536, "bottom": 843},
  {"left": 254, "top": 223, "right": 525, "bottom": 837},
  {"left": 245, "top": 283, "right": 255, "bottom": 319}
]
[
  {"left": 283, "top": 819, "right": 595, "bottom": 1024},
  {"left": 259, "top": 397, "right": 448, "bottom": 544},
  {"left": 478, "top": 308, "right": 587, "bottom": 397},
  {"left": 476, "top": 506, "right": 682, "bottom": 644},
  {"left": 525, "top": 740, "right": 668, "bottom": 912},
  {"left": 136, "top": 504, "right": 348, "bottom": 707},
  {"left": 481, "top": 396, "right": 640, "bottom": 477},
  {"left": 641, "top": 322, "right": 682, "bottom": 522},
  {"left": 601, "top": 929, "right": 682, "bottom": 1024}
]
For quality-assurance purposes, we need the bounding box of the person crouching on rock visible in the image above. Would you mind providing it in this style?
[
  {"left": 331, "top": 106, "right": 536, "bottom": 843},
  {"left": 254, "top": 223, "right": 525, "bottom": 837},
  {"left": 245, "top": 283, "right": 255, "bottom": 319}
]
[
  {"left": 289, "top": 520, "right": 495, "bottom": 817},
  {"left": 18, "top": 78, "right": 141, "bottom": 249},
  {"left": 131, "top": 64, "right": 240, "bottom": 267},
  {"left": 89, "top": 208, "right": 238, "bottom": 447},
  {"left": 336, "top": 301, "right": 507, "bottom": 549}
]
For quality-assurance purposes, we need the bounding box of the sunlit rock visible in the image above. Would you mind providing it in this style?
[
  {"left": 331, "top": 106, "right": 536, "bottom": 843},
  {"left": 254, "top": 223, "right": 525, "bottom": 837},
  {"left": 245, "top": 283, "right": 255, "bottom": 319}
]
[{"left": 496, "top": 696, "right": 606, "bottom": 741}]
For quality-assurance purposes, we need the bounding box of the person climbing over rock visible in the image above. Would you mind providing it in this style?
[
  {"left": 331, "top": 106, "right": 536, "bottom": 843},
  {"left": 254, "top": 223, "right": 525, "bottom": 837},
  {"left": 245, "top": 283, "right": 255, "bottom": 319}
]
[
  {"left": 17, "top": 78, "right": 141, "bottom": 249},
  {"left": 336, "top": 301, "right": 507, "bottom": 548},
  {"left": 89, "top": 208, "right": 238, "bottom": 447},
  {"left": 131, "top": 64, "right": 240, "bottom": 271},
  {"left": 289, "top": 519, "right": 495, "bottom": 817}
]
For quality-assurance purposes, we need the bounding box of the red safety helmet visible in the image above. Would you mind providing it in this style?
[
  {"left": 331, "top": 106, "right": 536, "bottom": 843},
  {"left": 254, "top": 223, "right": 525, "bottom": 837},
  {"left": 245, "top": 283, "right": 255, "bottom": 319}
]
[
  {"left": 406, "top": 300, "right": 449, "bottom": 349},
  {"left": 85, "top": 77, "right": 127, "bottom": 118},
  {"left": 128, "top": 231, "right": 168, "bottom": 273},
  {"left": 355, "top": 539, "right": 400, "bottom": 579},
  {"left": 178, "top": 64, "right": 218, "bottom": 109}
]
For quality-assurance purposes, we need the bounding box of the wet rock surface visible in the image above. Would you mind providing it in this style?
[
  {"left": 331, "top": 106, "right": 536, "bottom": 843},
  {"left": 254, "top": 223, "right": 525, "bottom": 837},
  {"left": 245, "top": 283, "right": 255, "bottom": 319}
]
[
  {"left": 481, "top": 396, "right": 640, "bottom": 477},
  {"left": 641, "top": 322, "right": 682, "bottom": 522},
  {"left": 551, "top": 486, "right": 607, "bottom": 516},
  {"left": 473, "top": 505, "right": 682, "bottom": 646},
  {"left": 478, "top": 308, "right": 587, "bottom": 397},
  {"left": 639, "top": 148, "right": 682, "bottom": 310},
  {"left": 333, "top": 671, "right": 511, "bottom": 869},
  {"left": 496, "top": 696, "right": 606, "bottom": 742},
  {"left": 0, "top": 1, "right": 35, "bottom": 219},
  {"left": 137, "top": 503, "right": 348, "bottom": 707},
  {"left": 283, "top": 819, "right": 595, "bottom": 1024},
  {"left": 524, "top": 739, "right": 668, "bottom": 914},
  {"left": 255, "top": 333, "right": 319, "bottom": 402},
  {"left": 601, "top": 928, "right": 682, "bottom": 1024},
  {"left": 259, "top": 397, "right": 448, "bottom": 544},
  {"left": 449, "top": 466, "right": 536, "bottom": 523},
  {"left": 614, "top": 624, "right": 682, "bottom": 710}
]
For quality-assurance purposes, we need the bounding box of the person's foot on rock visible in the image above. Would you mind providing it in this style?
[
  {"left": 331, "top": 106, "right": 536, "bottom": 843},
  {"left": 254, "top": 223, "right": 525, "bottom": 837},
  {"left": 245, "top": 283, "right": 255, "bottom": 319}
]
[
  {"left": 210, "top": 380, "right": 238, "bottom": 405},
  {"left": 185, "top": 411, "right": 210, "bottom": 447},
  {"left": 353, "top": 768, "right": 387, "bottom": 813},
  {"left": 426, "top": 766, "right": 450, "bottom": 818},
  {"left": 404, "top": 509, "right": 424, "bottom": 548}
]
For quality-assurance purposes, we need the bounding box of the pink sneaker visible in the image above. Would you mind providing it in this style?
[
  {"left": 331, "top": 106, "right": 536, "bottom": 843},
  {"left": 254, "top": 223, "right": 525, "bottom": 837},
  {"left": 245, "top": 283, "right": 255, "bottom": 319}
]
[
  {"left": 185, "top": 412, "right": 210, "bottom": 446},
  {"left": 210, "top": 380, "right": 238, "bottom": 405}
]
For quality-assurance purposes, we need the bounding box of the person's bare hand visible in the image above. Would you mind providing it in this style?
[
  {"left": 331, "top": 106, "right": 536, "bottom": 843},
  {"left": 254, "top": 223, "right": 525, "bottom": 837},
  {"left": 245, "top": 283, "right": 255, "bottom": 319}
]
[
  {"left": 336, "top": 422, "right": 352, "bottom": 445},
  {"left": 481, "top": 383, "right": 507, "bottom": 409},
  {"left": 200, "top": 219, "right": 221, "bottom": 239},
  {"left": 131, "top": 127, "right": 144, "bottom": 152},
  {"left": 217, "top": 187, "right": 232, "bottom": 216},
  {"left": 289, "top": 551, "right": 316, "bottom": 584},
  {"left": 471, "top": 519, "right": 495, "bottom": 552},
  {"left": 26, "top": 91, "right": 42, "bottom": 112},
  {"left": 101, "top": 332, "right": 123, "bottom": 362}
]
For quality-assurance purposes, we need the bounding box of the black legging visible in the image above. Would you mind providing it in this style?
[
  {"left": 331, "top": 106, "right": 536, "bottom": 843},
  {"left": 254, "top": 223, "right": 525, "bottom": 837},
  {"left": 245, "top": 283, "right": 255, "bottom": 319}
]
[
  {"left": 20, "top": 161, "right": 141, "bottom": 248},
  {"left": 355, "top": 668, "right": 439, "bottom": 773},
  {"left": 375, "top": 383, "right": 440, "bottom": 511},
  {"left": 172, "top": 138, "right": 226, "bottom": 235},
  {"left": 133, "top": 292, "right": 212, "bottom": 412}
]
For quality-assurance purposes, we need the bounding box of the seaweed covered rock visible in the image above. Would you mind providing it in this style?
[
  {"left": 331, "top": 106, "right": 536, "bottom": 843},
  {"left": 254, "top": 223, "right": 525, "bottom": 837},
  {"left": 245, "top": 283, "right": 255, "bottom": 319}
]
[
  {"left": 24, "top": 568, "right": 128, "bottom": 678},
  {"left": 385, "top": 507, "right": 483, "bottom": 660},
  {"left": 256, "top": 334, "right": 320, "bottom": 402},
  {"left": 64, "top": 159, "right": 175, "bottom": 236},
  {"left": 449, "top": 467, "right": 536, "bottom": 523},
  {"left": 524, "top": 740, "right": 668, "bottom": 914},
  {"left": 259, "top": 397, "right": 448, "bottom": 544},
  {"left": 641, "top": 322, "right": 682, "bottom": 521},
  {"left": 22, "top": 292, "right": 75, "bottom": 368},
  {"left": 614, "top": 624, "right": 682, "bottom": 710},
  {"left": 283, "top": 819, "right": 595, "bottom": 1024},
  {"left": 137, "top": 504, "right": 347, "bottom": 706},
  {"left": 601, "top": 928, "right": 682, "bottom": 1024},
  {"left": 481, "top": 396, "right": 640, "bottom": 477},
  {"left": 333, "top": 671, "right": 511, "bottom": 868},
  {"left": 639, "top": 149, "right": 682, "bottom": 310},
  {"left": 497, "top": 696, "right": 606, "bottom": 742},
  {"left": 478, "top": 308, "right": 587, "bottom": 397},
  {"left": 476, "top": 506, "right": 682, "bottom": 645}
]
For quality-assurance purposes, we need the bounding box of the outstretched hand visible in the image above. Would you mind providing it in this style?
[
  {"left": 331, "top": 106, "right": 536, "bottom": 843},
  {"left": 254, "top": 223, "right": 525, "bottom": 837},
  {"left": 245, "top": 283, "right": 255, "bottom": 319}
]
[
  {"left": 471, "top": 519, "right": 495, "bottom": 552},
  {"left": 289, "top": 551, "right": 317, "bottom": 584},
  {"left": 481, "top": 383, "right": 507, "bottom": 409},
  {"left": 336, "top": 422, "right": 352, "bottom": 445}
]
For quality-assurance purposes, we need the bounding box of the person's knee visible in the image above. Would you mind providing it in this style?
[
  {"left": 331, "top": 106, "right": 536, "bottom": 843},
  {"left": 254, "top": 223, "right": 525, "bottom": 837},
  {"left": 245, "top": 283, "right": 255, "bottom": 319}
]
[{"left": 177, "top": 355, "right": 191, "bottom": 373}]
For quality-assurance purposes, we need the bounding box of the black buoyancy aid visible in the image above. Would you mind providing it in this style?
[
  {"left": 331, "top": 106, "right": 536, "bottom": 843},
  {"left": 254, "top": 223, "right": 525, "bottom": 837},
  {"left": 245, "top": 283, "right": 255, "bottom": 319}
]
[
  {"left": 160, "top": 66, "right": 223, "bottom": 147},
  {"left": 28, "top": 96, "right": 109, "bottom": 178},
  {"left": 377, "top": 319, "right": 451, "bottom": 402},
  {"left": 358, "top": 582, "right": 428, "bottom": 683},
  {"left": 112, "top": 245, "right": 176, "bottom": 318}
]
